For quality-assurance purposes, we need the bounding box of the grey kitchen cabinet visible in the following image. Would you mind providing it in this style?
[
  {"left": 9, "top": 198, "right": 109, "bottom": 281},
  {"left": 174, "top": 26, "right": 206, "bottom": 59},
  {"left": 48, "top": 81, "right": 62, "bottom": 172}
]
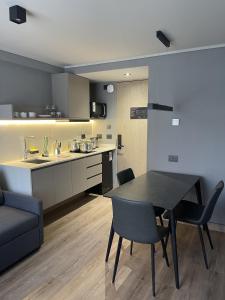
[
  {"left": 32, "top": 161, "right": 72, "bottom": 209},
  {"left": 85, "top": 154, "right": 102, "bottom": 189},
  {"left": 71, "top": 159, "right": 87, "bottom": 195},
  {"left": 32, "top": 167, "right": 56, "bottom": 209},
  {"left": 71, "top": 154, "right": 102, "bottom": 194},
  {"left": 53, "top": 162, "right": 73, "bottom": 203},
  {"left": 32, "top": 155, "right": 102, "bottom": 209},
  {"left": 1, "top": 153, "right": 106, "bottom": 210},
  {"left": 51, "top": 73, "right": 90, "bottom": 120}
]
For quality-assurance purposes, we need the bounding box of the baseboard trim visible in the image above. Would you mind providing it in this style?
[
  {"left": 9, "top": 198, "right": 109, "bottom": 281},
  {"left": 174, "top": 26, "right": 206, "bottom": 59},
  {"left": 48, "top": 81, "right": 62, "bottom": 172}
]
[{"left": 208, "top": 223, "right": 225, "bottom": 233}]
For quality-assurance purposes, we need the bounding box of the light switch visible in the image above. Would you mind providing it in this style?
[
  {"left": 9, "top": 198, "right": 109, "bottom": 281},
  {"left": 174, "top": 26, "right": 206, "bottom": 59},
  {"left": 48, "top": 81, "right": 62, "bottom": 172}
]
[{"left": 172, "top": 118, "right": 180, "bottom": 126}]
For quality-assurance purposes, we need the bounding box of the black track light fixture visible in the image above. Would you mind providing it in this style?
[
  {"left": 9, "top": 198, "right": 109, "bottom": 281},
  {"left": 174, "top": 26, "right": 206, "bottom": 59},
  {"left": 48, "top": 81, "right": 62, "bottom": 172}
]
[
  {"left": 156, "top": 31, "right": 170, "bottom": 48},
  {"left": 9, "top": 5, "right": 26, "bottom": 24}
]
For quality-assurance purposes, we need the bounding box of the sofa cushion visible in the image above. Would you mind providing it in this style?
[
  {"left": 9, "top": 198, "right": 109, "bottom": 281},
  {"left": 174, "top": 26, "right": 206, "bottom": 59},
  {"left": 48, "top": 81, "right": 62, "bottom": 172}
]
[
  {"left": 0, "top": 206, "right": 38, "bottom": 247},
  {"left": 0, "top": 186, "right": 4, "bottom": 205}
]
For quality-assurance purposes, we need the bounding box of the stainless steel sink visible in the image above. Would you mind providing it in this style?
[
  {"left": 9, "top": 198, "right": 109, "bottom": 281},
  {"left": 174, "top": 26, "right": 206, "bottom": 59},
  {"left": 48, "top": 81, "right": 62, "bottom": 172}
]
[{"left": 23, "top": 159, "right": 51, "bottom": 164}]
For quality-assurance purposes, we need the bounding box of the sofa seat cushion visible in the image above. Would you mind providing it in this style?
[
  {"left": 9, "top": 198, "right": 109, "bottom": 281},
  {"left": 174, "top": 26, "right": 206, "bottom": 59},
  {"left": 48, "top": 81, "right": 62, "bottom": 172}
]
[{"left": 0, "top": 206, "right": 38, "bottom": 246}]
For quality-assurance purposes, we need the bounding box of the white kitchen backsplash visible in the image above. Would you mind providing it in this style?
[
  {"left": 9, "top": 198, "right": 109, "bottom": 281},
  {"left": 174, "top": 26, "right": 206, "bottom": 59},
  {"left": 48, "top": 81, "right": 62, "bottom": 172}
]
[{"left": 0, "top": 122, "right": 92, "bottom": 163}]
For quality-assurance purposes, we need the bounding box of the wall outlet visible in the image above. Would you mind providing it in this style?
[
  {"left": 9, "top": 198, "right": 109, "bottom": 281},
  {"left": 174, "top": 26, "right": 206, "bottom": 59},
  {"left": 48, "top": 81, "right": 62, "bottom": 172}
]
[
  {"left": 168, "top": 155, "right": 179, "bottom": 162},
  {"left": 106, "top": 134, "right": 112, "bottom": 139},
  {"left": 97, "top": 134, "right": 102, "bottom": 139},
  {"left": 106, "top": 124, "right": 111, "bottom": 130}
]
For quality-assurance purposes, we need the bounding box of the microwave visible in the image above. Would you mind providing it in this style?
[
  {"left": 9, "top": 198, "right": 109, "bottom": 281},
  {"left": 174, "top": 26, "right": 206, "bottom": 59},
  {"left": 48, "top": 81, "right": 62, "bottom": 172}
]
[{"left": 90, "top": 101, "right": 107, "bottom": 119}]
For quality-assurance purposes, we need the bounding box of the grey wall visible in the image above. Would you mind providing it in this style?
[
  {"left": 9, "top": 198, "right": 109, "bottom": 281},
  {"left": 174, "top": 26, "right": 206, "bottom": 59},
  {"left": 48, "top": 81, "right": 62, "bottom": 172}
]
[
  {"left": 73, "top": 47, "right": 225, "bottom": 225},
  {"left": 0, "top": 50, "right": 63, "bottom": 112},
  {"left": 148, "top": 48, "right": 225, "bottom": 224}
]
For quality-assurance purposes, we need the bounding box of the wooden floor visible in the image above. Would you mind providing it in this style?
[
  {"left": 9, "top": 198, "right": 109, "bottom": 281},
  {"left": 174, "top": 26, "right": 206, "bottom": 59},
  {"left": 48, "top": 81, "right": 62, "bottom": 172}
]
[{"left": 0, "top": 195, "right": 225, "bottom": 300}]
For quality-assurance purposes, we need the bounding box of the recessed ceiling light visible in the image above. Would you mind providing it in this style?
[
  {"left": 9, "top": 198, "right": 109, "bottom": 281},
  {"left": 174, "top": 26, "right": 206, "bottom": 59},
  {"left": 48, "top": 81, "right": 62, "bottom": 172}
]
[{"left": 124, "top": 72, "right": 132, "bottom": 77}]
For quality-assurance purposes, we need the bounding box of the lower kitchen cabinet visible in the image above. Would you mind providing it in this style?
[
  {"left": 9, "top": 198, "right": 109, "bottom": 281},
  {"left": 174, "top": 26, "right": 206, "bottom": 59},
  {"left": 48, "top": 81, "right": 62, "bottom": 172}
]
[
  {"left": 32, "top": 167, "right": 55, "bottom": 209},
  {"left": 54, "top": 162, "right": 73, "bottom": 203},
  {"left": 32, "top": 161, "right": 73, "bottom": 209},
  {"left": 71, "top": 159, "right": 86, "bottom": 195},
  {"left": 32, "top": 154, "right": 103, "bottom": 209},
  {"left": 0, "top": 152, "right": 111, "bottom": 210}
]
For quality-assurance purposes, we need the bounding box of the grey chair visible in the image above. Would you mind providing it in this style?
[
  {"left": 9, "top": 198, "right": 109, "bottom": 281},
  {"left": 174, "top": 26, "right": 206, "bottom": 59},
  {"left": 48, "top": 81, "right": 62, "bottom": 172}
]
[
  {"left": 0, "top": 189, "right": 43, "bottom": 272},
  {"left": 164, "top": 181, "right": 224, "bottom": 269},
  {"left": 111, "top": 196, "right": 169, "bottom": 297},
  {"left": 105, "top": 168, "right": 165, "bottom": 261}
]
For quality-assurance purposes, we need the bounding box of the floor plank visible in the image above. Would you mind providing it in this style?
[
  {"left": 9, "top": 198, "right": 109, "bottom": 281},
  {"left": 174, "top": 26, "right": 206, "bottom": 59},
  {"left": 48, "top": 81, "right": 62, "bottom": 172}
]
[{"left": 0, "top": 195, "right": 224, "bottom": 300}]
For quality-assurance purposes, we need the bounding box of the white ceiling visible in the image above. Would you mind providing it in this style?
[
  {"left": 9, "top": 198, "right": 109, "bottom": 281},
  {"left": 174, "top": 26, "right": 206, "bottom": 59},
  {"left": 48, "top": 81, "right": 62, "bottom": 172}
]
[
  {"left": 0, "top": 0, "right": 225, "bottom": 66},
  {"left": 79, "top": 67, "right": 149, "bottom": 82}
]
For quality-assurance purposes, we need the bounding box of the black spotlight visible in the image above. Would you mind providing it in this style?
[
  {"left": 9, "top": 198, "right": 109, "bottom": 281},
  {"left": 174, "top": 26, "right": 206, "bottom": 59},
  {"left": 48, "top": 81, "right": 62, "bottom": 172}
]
[
  {"left": 9, "top": 5, "right": 26, "bottom": 24},
  {"left": 156, "top": 31, "right": 170, "bottom": 48}
]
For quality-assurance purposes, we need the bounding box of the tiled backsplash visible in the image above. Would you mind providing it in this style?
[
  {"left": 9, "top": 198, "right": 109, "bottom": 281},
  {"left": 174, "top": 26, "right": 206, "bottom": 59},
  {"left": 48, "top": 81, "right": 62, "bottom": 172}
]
[{"left": 0, "top": 122, "right": 92, "bottom": 163}]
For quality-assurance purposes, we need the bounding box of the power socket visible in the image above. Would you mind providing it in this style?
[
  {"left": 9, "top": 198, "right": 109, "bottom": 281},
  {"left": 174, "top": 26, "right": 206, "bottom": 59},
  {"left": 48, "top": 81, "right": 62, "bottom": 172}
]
[{"left": 168, "top": 155, "right": 178, "bottom": 162}]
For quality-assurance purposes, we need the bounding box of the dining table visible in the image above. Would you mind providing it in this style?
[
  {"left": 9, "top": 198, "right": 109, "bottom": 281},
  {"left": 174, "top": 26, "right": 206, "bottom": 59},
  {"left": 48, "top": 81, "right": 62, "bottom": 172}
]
[{"left": 105, "top": 170, "right": 202, "bottom": 289}]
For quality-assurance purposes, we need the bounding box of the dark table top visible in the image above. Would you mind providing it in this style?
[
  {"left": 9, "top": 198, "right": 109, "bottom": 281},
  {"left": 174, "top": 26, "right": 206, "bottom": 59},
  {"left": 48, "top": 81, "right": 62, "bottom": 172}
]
[{"left": 105, "top": 171, "right": 200, "bottom": 210}]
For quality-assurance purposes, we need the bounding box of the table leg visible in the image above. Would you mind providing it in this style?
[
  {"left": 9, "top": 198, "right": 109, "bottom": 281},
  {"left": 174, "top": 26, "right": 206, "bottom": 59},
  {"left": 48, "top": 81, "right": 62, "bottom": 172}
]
[
  {"left": 170, "top": 210, "right": 180, "bottom": 289},
  {"left": 195, "top": 179, "right": 203, "bottom": 205}
]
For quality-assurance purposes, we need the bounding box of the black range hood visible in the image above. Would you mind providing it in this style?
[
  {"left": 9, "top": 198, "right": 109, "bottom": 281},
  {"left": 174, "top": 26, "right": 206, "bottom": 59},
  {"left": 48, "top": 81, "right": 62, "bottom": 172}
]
[{"left": 148, "top": 103, "right": 173, "bottom": 112}]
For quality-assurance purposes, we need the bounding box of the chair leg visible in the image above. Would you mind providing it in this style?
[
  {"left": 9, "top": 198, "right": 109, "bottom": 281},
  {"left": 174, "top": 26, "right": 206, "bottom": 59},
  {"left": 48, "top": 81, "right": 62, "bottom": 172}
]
[
  {"left": 205, "top": 224, "right": 214, "bottom": 250},
  {"left": 112, "top": 236, "right": 123, "bottom": 283},
  {"left": 198, "top": 225, "right": 209, "bottom": 269},
  {"left": 130, "top": 240, "right": 134, "bottom": 255},
  {"left": 159, "top": 215, "right": 164, "bottom": 226},
  {"left": 161, "top": 239, "right": 169, "bottom": 267},
  {"left": 165, "top": 220, "right": 171, "bottom": 249},
  {"left": 105, "top": 221, "right": 115, "bottom": 262},
  {"left": 151, "top": 244, "right": 156, "bottom": 297}
]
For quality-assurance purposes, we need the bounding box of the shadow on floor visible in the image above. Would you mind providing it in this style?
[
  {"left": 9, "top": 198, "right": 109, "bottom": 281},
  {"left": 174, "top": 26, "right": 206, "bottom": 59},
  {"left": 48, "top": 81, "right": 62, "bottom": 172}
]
[{"left": 44, "top": 193, "right": 99, "bottom": 226}]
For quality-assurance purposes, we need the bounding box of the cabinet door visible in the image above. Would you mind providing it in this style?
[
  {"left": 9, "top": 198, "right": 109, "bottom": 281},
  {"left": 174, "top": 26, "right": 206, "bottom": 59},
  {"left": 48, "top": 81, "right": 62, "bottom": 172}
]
[
  {"left": 51, "top": 73, "right": 69, "bottom": 117},
  {"left": 32, "top": 167, "right": 55, "bottom": 209},
  {"left": 69, "top": 75, "right": 90, "bottom": 120},
  {"left": 71, "top": 159, "right": 87, "bottom": 194},
  {"left": 53, "top": 162, "right": 73, "bottom": 203},
  {"left": 32, "top": 162, "right": 73, "bottom": 210}
]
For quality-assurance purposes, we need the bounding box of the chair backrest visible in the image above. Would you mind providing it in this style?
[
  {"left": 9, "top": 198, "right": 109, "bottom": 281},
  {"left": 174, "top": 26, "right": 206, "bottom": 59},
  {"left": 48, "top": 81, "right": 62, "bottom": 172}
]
[
  {"left": 112, "top": 196, "right": 160, "bottom": 244},
  {"left": 117, "top": 168, "right": 135, "bottom": 186},
  {"left": 200, "top": 181, "right": 224, "bottom": 224}
]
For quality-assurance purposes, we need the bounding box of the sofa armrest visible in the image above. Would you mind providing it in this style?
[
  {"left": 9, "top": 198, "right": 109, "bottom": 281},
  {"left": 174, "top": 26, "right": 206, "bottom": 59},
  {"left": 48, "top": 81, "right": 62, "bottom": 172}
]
[{"left": 3, "top": 191, "right": 43, "bottom": 216}]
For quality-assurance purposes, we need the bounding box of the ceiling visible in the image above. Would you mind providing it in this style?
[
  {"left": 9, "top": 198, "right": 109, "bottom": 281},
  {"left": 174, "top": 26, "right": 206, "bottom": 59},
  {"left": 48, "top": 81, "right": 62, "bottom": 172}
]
[
  {"left": 79, "top": 67, "right": 149, "bottom": 82},
  {"left": 0, "top": 0, "right": 225, "bottom": 67}
]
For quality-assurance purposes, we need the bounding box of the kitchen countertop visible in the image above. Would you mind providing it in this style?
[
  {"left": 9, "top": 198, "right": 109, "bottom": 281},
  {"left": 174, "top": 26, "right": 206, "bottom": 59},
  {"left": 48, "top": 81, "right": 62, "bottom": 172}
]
[{"left": 0, "top": 145, "right": 116, "bottom": 171}]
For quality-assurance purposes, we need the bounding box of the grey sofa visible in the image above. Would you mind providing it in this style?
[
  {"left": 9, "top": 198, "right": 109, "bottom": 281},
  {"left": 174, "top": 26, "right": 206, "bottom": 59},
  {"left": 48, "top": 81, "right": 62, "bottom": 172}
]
[{"left": 0, "top": 189, "right": 43, "bottom": 272}]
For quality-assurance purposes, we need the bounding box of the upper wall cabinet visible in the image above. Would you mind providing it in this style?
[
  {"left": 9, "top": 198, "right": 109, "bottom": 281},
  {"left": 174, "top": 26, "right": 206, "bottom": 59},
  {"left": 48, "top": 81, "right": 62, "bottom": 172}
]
[{"left": 51, "top": 73, "right": 90, "bottom": 120}]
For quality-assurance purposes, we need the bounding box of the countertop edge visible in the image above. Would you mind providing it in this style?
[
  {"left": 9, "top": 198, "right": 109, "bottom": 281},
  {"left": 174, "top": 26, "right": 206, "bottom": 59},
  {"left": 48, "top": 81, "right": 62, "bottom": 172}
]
[{"left": 0, "top": 146, "right": 116, "bottom": 171}]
